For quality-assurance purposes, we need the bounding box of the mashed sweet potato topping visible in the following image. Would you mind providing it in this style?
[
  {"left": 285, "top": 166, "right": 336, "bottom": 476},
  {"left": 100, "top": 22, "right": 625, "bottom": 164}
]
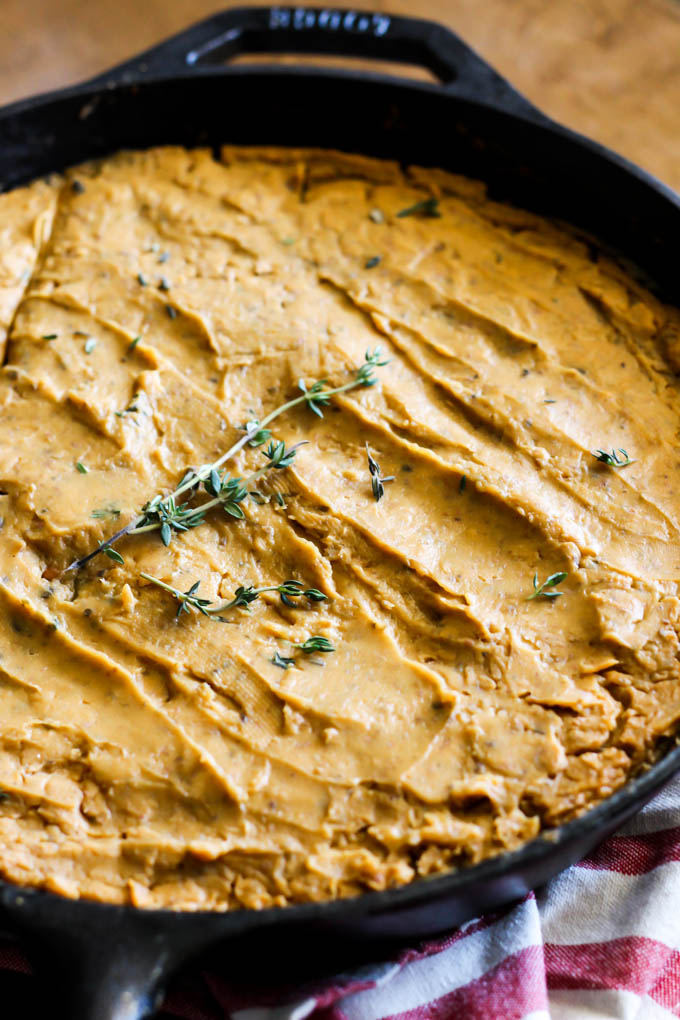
[{"left": 0, "top": 146, "right": 679, "bottom": 910}]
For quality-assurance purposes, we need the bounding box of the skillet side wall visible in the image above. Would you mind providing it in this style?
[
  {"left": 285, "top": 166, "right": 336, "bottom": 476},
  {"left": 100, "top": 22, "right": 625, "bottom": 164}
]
[{"left": 1, "top": 70, "right": 679, "bottom": 301}]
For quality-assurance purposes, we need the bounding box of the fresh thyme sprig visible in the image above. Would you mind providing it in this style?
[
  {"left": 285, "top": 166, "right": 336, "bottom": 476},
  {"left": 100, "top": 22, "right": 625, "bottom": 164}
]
[
  {"left": 140, "top": 573, "right": 328, "bottom": 619},
  {"left": 366, "top": 444, "right": 394, "bottom": 502},
  {"left": 527, "top": 571, "right": 568, "bottom": 601},
  {"left": 65, "top": 349, "right": 389, "bottom": 572},
  {"left": 592, "top": 448, "right": 634, "bottom": 468},
  {"left": 136, "top": 440, "right": 307, "bottom": 547}
]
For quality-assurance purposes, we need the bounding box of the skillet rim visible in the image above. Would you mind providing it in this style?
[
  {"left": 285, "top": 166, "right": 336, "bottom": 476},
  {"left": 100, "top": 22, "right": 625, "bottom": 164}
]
[{"left": 0, "top": 12, "right": 678, "bottom": 987}]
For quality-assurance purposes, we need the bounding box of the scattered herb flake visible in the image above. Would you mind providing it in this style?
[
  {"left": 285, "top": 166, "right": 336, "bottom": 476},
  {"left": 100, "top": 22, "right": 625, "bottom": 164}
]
[
  {"left": 592, "top": 448, "right": 634, "bottom": 468},
  {"left": 396, "top": 197, "right": 441, "bottom": 219},
  {"left": 71, "top": 180, "right": 86, "bottom": 194},
  {"left": 366, "top": 444, "right": 395, "bottom": 503},
  {"left": 84, "top": 338, "right": 97, "bottom": 354},
  {"left": 137, "top": 273, "right": 148, "bottom": 286},
  {"left": 42, "top": 333, "right": 57, "bottom": 340},
  {"left": 527, "top": 571, "right": 567, "bottom": 601},
  {"left": 115, "top": 402, "right": 139, "bottom": 418},
  {"left": 459, "top": 474, "right": 467, "bottom": 493},
  {"left": 365, "top": 256, "right": 381, "bottom": 269},
  {"left": 272, "top": 651, "right": 295, "bottom": 669},
  {"left": 158, "top": 277, "right": 170, "bottom": 292},
  {"left": 158, "top": 252, "right": 170, "bottom": 263},
  {"left": 128, "top": 335, "right": 141, "bottom": 351},
  {"left": 166, "top": 304, "right": 177, "bottom": 319},
  {"left": 294, "top": 636, "right": 335, "bottom": 654},
  {"left": 92, "top": 506, "right": 121, "bottom": 519},
  {"left": 75, "top": 461, "right": 88, "bottom": 474},
  {"left": 369, "top": 208, "right": 384, "bottom": 224}
]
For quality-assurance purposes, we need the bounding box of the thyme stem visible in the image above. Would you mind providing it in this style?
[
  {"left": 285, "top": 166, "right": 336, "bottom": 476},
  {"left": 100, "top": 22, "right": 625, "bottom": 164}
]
[
  {"left": 140, "top": 573, "right": 327, "bottom": 618},
  {"left": 126, "top": 464, "right": 273, "bottom": 538}
]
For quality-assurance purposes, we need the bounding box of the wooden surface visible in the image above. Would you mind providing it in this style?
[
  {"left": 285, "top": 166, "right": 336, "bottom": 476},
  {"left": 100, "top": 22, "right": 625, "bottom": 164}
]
[{"left": 1, "top": 0, "right": 679, "bottom": 191}]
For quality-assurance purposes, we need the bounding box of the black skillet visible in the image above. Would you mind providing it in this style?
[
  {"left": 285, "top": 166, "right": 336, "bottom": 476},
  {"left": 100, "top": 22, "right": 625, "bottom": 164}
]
[{"left": 1, "top": 7, "right": 680, "bottom": 1018}]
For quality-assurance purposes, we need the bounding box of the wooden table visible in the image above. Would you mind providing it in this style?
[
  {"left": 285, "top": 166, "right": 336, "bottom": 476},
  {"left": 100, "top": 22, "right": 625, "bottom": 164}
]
[{"left": 2, "top": 0, "right": 680, "bottom": 191}]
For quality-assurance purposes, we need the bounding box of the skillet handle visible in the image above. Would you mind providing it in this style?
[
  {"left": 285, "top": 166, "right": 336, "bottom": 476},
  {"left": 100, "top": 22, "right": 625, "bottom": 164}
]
[
  {"left": 0, "top": 888, "right": 216, "bottom": 1020},
  {"left": 83, "top": 5, "right": 545, "bottom": 122}
]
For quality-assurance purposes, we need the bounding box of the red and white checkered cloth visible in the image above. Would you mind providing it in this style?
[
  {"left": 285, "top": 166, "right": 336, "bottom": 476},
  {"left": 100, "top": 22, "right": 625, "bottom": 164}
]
[{"left": 3, "top": 772, "right": 680, "bottom": 1019}]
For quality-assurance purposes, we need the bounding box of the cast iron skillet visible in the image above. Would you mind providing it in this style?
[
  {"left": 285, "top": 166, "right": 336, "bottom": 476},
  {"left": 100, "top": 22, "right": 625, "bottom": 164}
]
[{"left": 1, "top": 7, "right": 679, "bottom": 1019}]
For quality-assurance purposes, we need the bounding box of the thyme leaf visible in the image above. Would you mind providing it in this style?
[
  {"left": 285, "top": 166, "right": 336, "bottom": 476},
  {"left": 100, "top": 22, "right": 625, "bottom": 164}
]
[
  {"left": 365, "top": 256, "right": 381, "bottom": 269},
  {"left": 243, "top": 420, "right": 272, "bottom": 447},
  {"left": 277, "top": 579, "right": 328, "bottom": 607},
  {"left": 264, "top": 439, "right": 307, "bottom": 469},
  {"left": 75, "top": 461, "right": 88, "bottom": 474}
]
